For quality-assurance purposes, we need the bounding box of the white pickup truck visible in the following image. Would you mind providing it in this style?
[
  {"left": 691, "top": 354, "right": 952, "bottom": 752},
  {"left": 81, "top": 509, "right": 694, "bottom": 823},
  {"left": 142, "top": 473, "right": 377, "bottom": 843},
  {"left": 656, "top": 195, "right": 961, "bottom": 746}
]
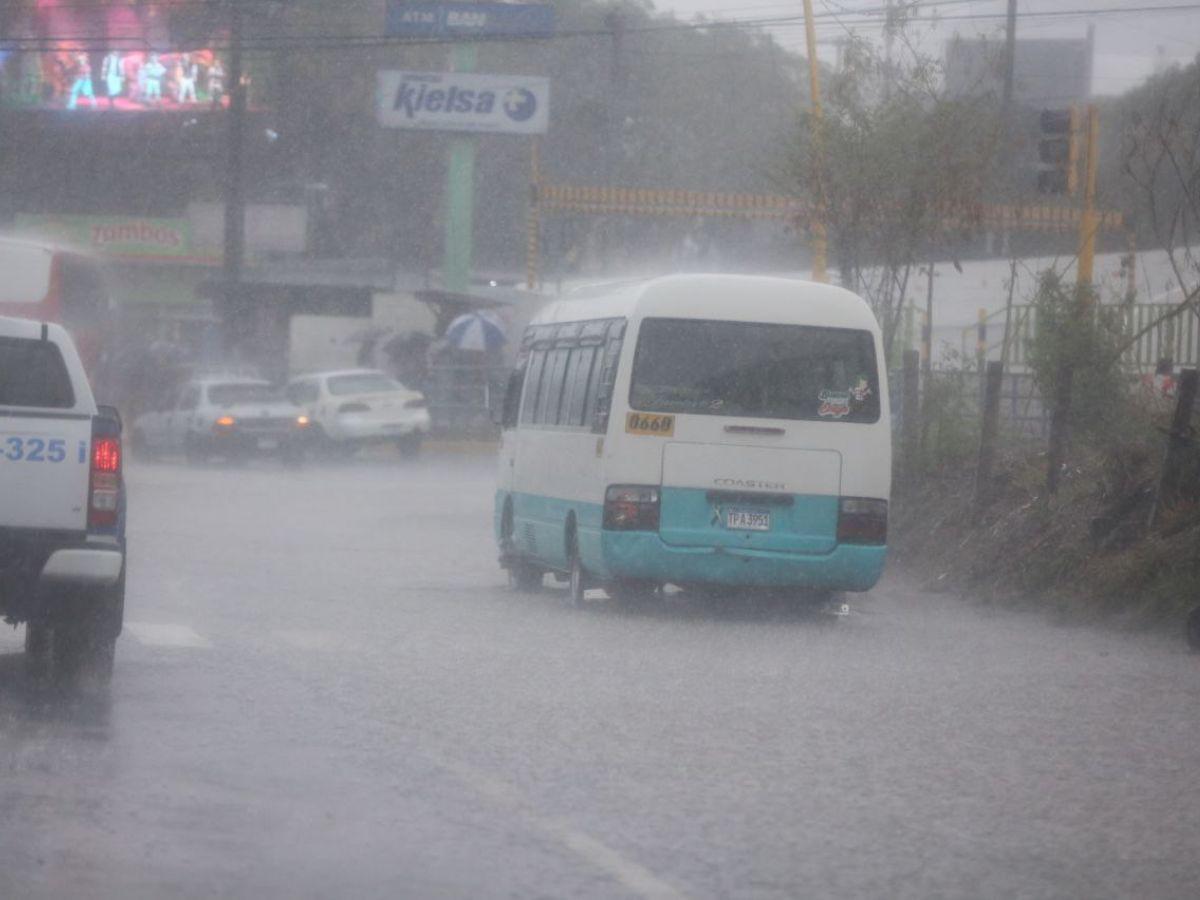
[{"left": 0, "top": 315, "right": 126, "bottom": 683}]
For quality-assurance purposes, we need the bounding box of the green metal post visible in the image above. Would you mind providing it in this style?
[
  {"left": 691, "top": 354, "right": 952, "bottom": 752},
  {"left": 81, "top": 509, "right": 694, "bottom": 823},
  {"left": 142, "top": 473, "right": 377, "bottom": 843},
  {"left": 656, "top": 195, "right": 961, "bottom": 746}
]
[{"left": 443, "top": 44, "right": 477, "bottom": 294}]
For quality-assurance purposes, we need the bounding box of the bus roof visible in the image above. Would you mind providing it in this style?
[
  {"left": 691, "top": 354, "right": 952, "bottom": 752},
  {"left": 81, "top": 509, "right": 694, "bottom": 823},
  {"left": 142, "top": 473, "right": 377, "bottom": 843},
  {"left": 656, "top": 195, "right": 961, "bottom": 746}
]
[
  {"left": 0, "top": 237, "right": 55, "bottom": 307},
  {"left": 530, "top": 274, "right": 881, "bottom": 333}
]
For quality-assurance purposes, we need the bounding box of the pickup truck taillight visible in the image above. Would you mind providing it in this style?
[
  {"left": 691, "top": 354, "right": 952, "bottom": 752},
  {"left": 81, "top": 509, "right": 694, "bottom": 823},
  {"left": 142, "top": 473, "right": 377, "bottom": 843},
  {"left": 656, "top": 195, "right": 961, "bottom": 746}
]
[{"left": 89, "top": 436, "right": 121, "bottom": 529}]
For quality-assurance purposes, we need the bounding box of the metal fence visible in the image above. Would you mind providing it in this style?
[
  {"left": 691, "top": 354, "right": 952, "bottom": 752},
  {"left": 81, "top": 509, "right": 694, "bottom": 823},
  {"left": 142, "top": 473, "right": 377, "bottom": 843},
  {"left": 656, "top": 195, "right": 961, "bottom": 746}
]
[
  {"left": 958, "top": 302, "right": 1200, "bottom": 372},
  {"left": 891, "top": 367, "right": 1051, "bottom": 440}
]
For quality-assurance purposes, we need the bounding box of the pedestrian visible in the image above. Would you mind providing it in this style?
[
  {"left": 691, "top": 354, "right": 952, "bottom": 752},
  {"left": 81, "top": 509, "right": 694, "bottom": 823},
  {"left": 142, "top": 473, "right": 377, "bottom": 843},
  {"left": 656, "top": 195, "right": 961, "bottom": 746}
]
[
  {"left": 101, "top": 51, "right": 123, "bottom": 108},
  {"left": 176, "top": 53, "right": 198, "bottom": 104},
  {"left": 207, "top": 58, "right": 225, "bottom": 109},
  {"left": 66, "top": 53, "right": 97, "bottom": 110},
  {"left": 141, "top": 53, "right": 165, "bottom": 105}
]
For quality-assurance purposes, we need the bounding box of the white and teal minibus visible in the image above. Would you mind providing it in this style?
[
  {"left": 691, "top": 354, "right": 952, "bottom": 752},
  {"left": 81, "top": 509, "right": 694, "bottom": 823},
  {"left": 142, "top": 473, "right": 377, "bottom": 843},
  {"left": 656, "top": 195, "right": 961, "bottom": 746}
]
[{"left": 494, "top": 274, "right": 891, "bottom": 605}]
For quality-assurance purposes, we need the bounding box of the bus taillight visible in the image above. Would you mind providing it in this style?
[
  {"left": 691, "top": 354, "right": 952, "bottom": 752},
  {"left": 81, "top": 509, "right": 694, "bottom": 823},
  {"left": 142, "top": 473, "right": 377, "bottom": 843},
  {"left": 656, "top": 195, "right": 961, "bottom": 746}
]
[
  {"left": 603, "top": 485, "right": 660, "bottom": 531},
  {"left": 837, "top": 498, "right": 888, "bottom": 545}
]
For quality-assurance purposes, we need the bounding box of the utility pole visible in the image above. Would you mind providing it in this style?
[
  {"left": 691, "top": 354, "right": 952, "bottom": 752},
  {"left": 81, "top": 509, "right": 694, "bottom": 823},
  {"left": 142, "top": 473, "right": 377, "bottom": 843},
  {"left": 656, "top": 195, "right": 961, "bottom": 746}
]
[
  {"left": 442, "top": 43, "right": 477, "bottom": 295},
  {"left": 1002, "top": 0, "right": 1017, "bottom": 108},
  {"left": 1047, "top": 103, "right": 1099, "bottom": 495},
  {"left": 604, "top": 9, "right": 626, "bottom": 273},
  {"left": 222, "top": 0, "right": 247, "bottom": 357},
  {"left": 922, "top": 263, "right": 935, "bottom": 378},
  {"left": 801, "top": 0, "right": 827, "bottom": 283},
  {"left": 526, "top": 138, "right": 541, "bottom": 291},
  {"left": 883, "top": 0, "right": 894, "bottom": 99},
  {"left": 1076, "top": 104, "right": 1099, "bottom": 291},
  {"left": 919, "top": 263, "right": 936, "bottom": 455}
]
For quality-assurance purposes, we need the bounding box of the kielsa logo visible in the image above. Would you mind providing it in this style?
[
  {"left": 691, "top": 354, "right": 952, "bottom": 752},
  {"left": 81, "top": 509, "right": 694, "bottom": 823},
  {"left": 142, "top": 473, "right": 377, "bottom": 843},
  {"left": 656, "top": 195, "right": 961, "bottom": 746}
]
[
  {"left": 392, "top": 78, "right": 537, "bottom": 123},
  {"left": 90, "top": 221, "right": 183, "bottom": 249}
]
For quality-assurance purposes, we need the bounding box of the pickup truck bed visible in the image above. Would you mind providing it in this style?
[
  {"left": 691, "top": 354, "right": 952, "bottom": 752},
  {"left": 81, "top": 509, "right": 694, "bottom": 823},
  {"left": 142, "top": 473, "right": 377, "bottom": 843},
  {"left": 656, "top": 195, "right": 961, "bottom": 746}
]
[{"left": 0, "top": 316, "right": 126, "bottom": 683}]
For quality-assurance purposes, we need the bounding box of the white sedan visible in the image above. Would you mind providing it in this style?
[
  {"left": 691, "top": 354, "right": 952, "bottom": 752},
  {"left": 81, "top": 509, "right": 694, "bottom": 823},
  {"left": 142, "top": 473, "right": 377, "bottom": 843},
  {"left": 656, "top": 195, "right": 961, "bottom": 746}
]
[
  {"left": 132, "top": 378, "right": 312, "bottom": 464},
  {"left": 286, "top": 369, "right": 431, "bottom": 457}
]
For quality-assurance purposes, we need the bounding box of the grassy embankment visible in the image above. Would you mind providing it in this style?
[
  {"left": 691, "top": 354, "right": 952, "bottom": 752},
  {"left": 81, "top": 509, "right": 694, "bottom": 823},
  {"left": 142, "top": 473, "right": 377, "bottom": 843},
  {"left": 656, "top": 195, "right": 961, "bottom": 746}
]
[{"left": 890, "top": 420, "right": 1199, "bottom": 630}]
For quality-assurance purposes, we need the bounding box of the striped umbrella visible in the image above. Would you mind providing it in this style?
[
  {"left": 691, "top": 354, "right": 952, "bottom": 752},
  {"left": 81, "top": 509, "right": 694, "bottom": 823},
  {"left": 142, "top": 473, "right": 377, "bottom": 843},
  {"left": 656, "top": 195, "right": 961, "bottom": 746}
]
[{"left": 444, "top": 311, "right": 507, "bottom": 353}]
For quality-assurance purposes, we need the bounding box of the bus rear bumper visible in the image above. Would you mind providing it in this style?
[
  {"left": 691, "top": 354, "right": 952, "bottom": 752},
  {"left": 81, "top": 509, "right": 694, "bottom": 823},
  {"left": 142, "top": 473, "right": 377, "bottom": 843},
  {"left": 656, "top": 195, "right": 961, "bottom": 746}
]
[{"left": 598, "top": 532, "right": 887, "bottom": 592}]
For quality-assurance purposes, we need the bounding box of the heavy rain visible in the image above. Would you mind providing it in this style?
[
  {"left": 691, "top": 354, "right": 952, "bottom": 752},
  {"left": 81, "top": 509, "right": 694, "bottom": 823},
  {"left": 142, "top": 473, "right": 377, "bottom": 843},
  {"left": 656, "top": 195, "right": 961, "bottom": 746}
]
[{"left": 2, "top": 1, "right": 1199, "bottom": 898}]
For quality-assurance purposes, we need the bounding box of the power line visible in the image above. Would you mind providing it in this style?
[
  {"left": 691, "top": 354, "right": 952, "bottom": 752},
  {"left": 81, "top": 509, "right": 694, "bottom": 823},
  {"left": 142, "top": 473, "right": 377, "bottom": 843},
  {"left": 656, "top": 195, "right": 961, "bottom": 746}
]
[{"left": 1, "top": 2, "right": 1198, "bottom": 52}]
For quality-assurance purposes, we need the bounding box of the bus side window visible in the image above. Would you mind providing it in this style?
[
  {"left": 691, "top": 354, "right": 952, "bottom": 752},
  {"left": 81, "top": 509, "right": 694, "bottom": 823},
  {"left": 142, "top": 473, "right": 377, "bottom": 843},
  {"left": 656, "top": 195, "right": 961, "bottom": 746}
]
[
  {"left": 520, "top": 349, "right": 548, "bottom": 425},
  {"left": 535, "top": 347, "right": 570, "bottom": 425},
  {"left": 590, "top": 320, "right": 626, "bottom": 434},
  {"left": 501, "top": 361, "right": 525, "bottom": 430},
  {"left": 563, "top": 345, "right": 598, "bottom": 427}
]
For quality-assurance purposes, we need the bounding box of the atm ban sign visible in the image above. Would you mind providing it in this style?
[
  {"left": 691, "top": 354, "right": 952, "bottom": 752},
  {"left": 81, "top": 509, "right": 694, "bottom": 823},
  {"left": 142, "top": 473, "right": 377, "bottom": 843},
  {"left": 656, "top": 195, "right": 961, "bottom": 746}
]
[{"left": 626, "top": 412, "right": 675, "bottom": 436}]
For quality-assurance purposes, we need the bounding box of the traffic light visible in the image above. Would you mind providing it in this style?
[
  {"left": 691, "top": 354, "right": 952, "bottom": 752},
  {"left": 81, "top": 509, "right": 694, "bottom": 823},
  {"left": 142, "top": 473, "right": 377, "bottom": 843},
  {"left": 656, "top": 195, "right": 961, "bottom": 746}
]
[{"left": 1036, "top": 108, "right": 1078, "bottom": 196}]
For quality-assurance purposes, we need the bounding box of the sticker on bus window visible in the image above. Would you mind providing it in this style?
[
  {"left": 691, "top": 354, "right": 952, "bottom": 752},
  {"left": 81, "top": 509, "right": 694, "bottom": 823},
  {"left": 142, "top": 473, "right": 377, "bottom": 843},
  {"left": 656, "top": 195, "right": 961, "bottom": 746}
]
[
  {"left": 626, "top": 412, "right": 675, "bottom": 436},
  {"left": 817, "top": 390, "right": 851, "bottom": 419},
  {"left": 850, "top": 376, "right": 872, "bottom": 402}
]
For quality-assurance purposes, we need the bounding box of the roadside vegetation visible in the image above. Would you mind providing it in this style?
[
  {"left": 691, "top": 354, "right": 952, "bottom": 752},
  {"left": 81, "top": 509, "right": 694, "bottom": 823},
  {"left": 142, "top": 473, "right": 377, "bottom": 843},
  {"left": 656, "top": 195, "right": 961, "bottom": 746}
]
[{"left": 849, "top": 42, "right": 1200, "bottom": 630}]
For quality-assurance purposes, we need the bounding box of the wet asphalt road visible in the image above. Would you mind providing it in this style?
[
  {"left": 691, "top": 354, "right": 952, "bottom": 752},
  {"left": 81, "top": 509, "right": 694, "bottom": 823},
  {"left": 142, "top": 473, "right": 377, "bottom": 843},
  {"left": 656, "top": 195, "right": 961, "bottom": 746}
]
[{"left": 2, "top": 455, "right": 1199, "bottom": 900}]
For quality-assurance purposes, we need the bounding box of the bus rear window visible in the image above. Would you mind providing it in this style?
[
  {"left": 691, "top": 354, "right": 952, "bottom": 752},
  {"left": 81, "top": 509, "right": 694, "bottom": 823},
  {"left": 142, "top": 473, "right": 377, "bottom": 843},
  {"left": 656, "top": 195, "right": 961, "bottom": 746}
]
[
  {"left": 0, "top": 337, "right": 76, "bottom": 409},
  {"left": 630, "top": 318, "right": 880, "bottom": 423}
]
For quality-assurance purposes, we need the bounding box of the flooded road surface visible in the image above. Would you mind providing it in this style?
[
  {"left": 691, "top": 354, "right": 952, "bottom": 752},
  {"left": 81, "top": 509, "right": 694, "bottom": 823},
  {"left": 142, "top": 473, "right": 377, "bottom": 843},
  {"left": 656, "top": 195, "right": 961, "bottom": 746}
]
[{"left": 3, "top": 457, "right": 1199, "bottom": 899}]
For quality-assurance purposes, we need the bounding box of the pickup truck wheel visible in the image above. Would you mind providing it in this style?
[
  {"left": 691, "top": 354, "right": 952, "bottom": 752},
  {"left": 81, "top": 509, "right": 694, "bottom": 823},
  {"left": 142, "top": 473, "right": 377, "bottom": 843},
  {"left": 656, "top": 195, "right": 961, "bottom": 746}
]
[
  {"left": 24, "top": 621, "right": 51, "bottom": 679},
  {"left": 52, "top": 621, "right": 116, "bottom": 687},
  {"left": 52, "top": 574, "right": 123, "bottom": 687}
]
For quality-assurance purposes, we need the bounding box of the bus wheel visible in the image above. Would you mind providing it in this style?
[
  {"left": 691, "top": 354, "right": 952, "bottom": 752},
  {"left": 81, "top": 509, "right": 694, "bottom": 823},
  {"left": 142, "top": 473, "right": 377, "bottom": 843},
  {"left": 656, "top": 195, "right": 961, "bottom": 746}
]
[
  {"left": 1187, "top": 606, "right": 1200, "bottom": 651},
  {"left": 508, "top": 561, "right": 543, "bottom": 592},
  {"left": 608, "top": 580, "right": 660, "bottom": 608},
  {"left": 566, "top": 538, "right": 586, "bottom": 608}
]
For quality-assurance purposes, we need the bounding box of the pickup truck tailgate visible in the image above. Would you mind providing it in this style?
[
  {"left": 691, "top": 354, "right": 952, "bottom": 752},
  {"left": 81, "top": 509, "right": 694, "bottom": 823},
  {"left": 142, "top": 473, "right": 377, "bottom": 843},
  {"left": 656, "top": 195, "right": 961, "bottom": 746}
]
[{"left": 0, "top": 416, "right": 91, "bottom": 531}]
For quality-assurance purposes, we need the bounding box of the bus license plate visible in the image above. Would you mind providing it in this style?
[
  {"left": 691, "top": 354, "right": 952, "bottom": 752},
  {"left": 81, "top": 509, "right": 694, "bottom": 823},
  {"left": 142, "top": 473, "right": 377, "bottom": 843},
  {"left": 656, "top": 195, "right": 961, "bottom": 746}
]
[
  {"left": 726, "top": 509, "right": 770, "bottom": 531},
  {"left": 257, "top": 438, "right": 279, "bottom": 451}
]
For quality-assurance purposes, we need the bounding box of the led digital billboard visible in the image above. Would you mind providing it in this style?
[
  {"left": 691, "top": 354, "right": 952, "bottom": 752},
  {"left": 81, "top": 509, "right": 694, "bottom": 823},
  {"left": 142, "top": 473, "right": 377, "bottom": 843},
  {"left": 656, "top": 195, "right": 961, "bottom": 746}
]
[{"left": 0, "top": 1, "right": 233, "bottom": 112}]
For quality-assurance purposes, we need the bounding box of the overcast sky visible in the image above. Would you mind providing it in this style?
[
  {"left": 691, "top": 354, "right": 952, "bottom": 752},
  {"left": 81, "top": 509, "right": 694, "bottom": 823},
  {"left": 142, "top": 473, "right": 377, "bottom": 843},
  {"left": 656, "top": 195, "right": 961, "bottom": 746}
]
[{"left": 648, "top": 0, "right": 1200, "bottom": 97}]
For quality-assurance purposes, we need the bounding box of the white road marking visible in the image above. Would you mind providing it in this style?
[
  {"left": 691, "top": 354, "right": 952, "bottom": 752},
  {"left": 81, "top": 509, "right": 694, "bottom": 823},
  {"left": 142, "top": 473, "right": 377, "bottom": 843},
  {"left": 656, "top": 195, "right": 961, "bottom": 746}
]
[
  {"left": 124, "top": 622, "right": 212, "bottom": 649},
  {"left": 271, "top": 629, "right": 343, "bottom": 652},
  {"left": 437, "top": 757, "right": 687, "bottom": 900}
]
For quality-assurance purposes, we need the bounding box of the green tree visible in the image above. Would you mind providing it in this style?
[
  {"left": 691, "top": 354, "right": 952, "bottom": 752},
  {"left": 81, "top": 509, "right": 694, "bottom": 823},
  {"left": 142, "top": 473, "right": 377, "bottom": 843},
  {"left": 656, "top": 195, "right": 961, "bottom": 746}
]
[{"left": 785, "top": 34, "right": 1000, "bottom": 354}]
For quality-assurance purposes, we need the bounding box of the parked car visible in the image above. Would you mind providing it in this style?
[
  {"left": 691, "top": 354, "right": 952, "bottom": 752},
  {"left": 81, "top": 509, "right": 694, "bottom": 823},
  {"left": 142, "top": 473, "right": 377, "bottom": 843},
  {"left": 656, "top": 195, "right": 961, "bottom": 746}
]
[
  {"left": 0, "top": 315, "right": 126, "bottom": 684},
  {"left": 131, "top": 377, "right": 311, "bottom": 464},
  {"left": 286, "top": 369, "right": 431, "bottom": 458}
]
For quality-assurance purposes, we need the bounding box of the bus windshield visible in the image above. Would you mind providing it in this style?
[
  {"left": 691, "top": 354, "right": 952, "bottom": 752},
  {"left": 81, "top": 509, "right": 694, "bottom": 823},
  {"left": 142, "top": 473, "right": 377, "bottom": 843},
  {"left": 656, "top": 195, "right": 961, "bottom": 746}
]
[{"left": 630, "top": 317, "right": 880, "bottom": 423}]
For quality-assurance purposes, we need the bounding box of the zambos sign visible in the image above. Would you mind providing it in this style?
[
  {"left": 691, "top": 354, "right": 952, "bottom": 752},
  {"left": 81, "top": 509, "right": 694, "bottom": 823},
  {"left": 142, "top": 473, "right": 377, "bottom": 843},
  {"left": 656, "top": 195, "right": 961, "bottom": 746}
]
[
  {"left": 14, "top": 214, "right": 194, "bottom": 260},
  {"left": 377, "top": 71, "right": 550, "bottom": 135}
]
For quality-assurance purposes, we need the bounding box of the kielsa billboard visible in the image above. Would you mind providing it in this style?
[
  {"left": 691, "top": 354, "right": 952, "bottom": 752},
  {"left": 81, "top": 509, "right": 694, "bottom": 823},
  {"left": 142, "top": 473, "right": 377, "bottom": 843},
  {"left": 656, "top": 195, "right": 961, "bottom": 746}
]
[
  {"left": 0, "top": 1, "right": 236, "bottom": 113},
  {"left": 378, "top": 71, "right": 549, "bottom": 135}
]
